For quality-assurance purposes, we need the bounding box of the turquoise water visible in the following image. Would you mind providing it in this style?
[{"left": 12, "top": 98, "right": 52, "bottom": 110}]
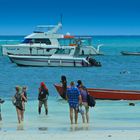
[
  {"left": 0, "top": 36, "right": 140, "bottom": 132},
  {"left": 1, "top": 100, "right": 140, "bottom": 132}
]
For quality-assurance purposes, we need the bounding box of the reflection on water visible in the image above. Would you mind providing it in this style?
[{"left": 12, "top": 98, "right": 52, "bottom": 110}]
[
  {"left": 17, "top": 123, "right": 24, "bottom": 131},
  {"left": 1, "top": 100, "right": 140, "bottom": 132},
  {"left": 38, "top": 127, "right": 48, "bottom": 131},
  {"left": 70, "top": 124, "right": 89, "bottom": 131},
  {"left": 0, "top": 122, "right": 2, "bottom": 131}
]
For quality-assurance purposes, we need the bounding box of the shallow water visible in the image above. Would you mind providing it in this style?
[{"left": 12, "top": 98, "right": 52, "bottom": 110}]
[
  {"left": 0, "top": 99, "right": 140, "bottom": 132},
  {"left": 0, "top": 36, "right": 140, "bottom": 132}
]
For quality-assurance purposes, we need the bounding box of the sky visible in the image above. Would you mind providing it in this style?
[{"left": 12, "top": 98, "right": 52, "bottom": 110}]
[{"left": 0, "top": 0, "right": 140, "bottom": 35}]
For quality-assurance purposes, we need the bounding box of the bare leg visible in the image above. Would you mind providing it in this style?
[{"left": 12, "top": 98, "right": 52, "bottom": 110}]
[
  {"left": 85, "top": 106, "right": 89, "bottom": 123},
  {"left": 21, "top": 110, "right": 24, "bottom": 121},
  {"left": 0, "top": 113, "right": 2, "bottom": 121},
  {"left": 81, "top": 113, "right": 85, "bottom": 123},
  {"left": 21, "top": 102, "right": 25, "bottom": 121},
  {"left": 69, "top": 107, "right": 73, "bottom": 124},
  {"left": 74, "top": 109, "right": 78, "bottom": 124},
  {"left": 44, "top": 100, "right": 48, "bottom": 115},
  {"left": 38, "top": 101, "right": 42, "bottom": 114},
  {"left": 16, "top": 108, "right": 22, "bottom": 123}
]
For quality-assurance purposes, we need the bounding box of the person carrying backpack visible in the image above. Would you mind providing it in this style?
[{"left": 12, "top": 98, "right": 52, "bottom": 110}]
[
  {"left": 14, "top": 86, "right": 27, "bottom": 124},
  {"left": 78, "top": 85, "right": 89, "bottom": 123}
]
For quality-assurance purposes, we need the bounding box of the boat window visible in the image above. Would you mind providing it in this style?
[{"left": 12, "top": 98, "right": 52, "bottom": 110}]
[
  {"left": 58, "top": 38, "right": 92, "bottom": 46},
  {"left": 22, "top": 38, "right": 51, "bottom": 45},
  {"left": 81, "top": 39, "right": 92, "bottom": 46},
  {"left": 22, "top": 39, "right": 33, "bottom": 43},
  {"left": 55, "top": 48, "right": 71, "bottom": 54},
  {"left": 58, "top": 39, "right": 75, "bottom": 46},
  {"left": 34, "top": 39, "right": 51, "bottom": 45}
]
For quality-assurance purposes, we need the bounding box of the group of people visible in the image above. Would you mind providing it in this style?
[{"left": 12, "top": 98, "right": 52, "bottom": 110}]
[
  {"left": 61, "top": 75, "right": 90, "bottom": 124},
  {"left": 0, "top": 76, "right": 91, "bottom": 125},
  {"left": 13, "top": 82, "right": 49, "bottom": 124},
  {"left": 0, "top": 82, "right": 49, "bottom": 124}
]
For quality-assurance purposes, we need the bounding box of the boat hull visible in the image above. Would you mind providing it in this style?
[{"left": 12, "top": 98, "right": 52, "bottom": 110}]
[
  {"left": 8, "top": 55, "right": 91, "bottom": 67},
  {"left": 54, "top": 84, "right": 140, "bottom": 100},
  {"left": 2, "top": 45, "right": 102, "bottom": 56}
]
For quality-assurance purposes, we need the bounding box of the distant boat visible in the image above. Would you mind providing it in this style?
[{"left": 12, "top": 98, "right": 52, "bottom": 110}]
[
  {"left": 121, "top": 51, "right": 140, "bottom": 56},
  {"left": 54, "top": 84, "right": 140, "bottom": 100}
]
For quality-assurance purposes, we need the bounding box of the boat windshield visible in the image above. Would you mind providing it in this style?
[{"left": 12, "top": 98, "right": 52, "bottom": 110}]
[
  {"left": 22, "top": 38, "right": 51, "bottom": 45},
  {"left": 58, "top": 39, "right": 75, "bottom": 46},
  {"left": 80, "top": 38, "right": 92, "bottom": 46},
  {"left": 58, "top": 38, "right": 92, "bottom": 46},
  {"left": 55, "top": 48, "right": 72, "bottom": 55},
  {"left": 22, "top": 39, "right": 33, "bottom": 43}
]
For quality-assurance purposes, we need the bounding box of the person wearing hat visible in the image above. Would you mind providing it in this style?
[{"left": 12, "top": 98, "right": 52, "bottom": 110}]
[{"left": 38, "top": 82, "right": 49, "bottom": 115}]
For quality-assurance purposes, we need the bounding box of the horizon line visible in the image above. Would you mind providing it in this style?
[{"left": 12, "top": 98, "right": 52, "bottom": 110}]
[{"left": 0, "top": 34, "right": 140, "bottom": 36}]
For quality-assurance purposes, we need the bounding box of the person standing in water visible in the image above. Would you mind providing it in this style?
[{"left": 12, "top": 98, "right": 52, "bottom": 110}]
[
  {"left": 14, "top": 86, "right": 27, "bottom": 124},
  {"left": 21, "top": 86, "right": 28, "bottom": 122},
  {"left": 38, "top": 82, "right": 49, "bottom": 115},
  {"left": 77, "top": 80, "right": 89, "bottom": 123},
  {"left": 66, "top": 81, "right": 82, "bottom": 124},
  {"left": 78, "top": 85, "right": 89, "bottom": 123}
]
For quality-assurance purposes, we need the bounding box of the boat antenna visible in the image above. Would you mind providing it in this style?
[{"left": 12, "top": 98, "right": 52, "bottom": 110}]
[{"left": 60, "top": 14, "right": 63, "bottom": 25}]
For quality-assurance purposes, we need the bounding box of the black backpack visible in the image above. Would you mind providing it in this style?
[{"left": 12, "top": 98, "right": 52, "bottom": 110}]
[
  {"left": 14, "top": 93, "right": 23, "bottom": 110},
  {"left": 87, "top": 94, "right": 96, "bottom": 107}
]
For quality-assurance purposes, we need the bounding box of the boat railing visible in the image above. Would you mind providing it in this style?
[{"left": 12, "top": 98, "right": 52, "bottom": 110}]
[
  {"left": 96, "top": 44, "right": 104, "bottom": 52},
  {"left": 34, "top": 23, "right": 62, "bottom": 34}
]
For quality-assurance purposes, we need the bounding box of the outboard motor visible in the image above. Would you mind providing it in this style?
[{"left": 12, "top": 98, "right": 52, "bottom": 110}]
[{"left": 88, "top": 57, "right": 101, "bottom": 67}]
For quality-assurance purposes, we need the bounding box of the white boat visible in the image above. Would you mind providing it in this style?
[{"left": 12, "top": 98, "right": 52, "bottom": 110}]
[
  {"left": 8, "top": 46, "right": 101, "bottom": 67},
  {"left": 2, "top": 23, "right": 103, "bottom": 56}
]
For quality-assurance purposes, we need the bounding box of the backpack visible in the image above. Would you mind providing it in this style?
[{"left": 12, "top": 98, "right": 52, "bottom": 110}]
[
  {"left": 87, "top": 94, "right": 96, "bottom": 107},
  {"left": 13, "top": 93, "right": 23, "bottom": 110}
]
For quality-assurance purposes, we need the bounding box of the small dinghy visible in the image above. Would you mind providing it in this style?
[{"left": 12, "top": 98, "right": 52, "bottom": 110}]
[{"left": 121, "top": 51, "right": 140, "bottom": 56}]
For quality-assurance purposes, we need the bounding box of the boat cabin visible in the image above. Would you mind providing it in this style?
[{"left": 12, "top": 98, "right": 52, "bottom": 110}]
[
  {"left": 58, "top": 37, "right": 93, "bottom": 47},
  {"left": 54, "top": 47, "right": 75, "bottom": 56}
]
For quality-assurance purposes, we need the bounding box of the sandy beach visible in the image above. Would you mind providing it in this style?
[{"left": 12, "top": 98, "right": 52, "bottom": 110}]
[{"left": 1, "top": 129, "right": 140, "bottom": 140}]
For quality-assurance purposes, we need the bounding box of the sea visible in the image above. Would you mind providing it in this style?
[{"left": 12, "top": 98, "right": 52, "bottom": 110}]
[{"left": 0, "top": 35, "right": 140, "bottom": 132}]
